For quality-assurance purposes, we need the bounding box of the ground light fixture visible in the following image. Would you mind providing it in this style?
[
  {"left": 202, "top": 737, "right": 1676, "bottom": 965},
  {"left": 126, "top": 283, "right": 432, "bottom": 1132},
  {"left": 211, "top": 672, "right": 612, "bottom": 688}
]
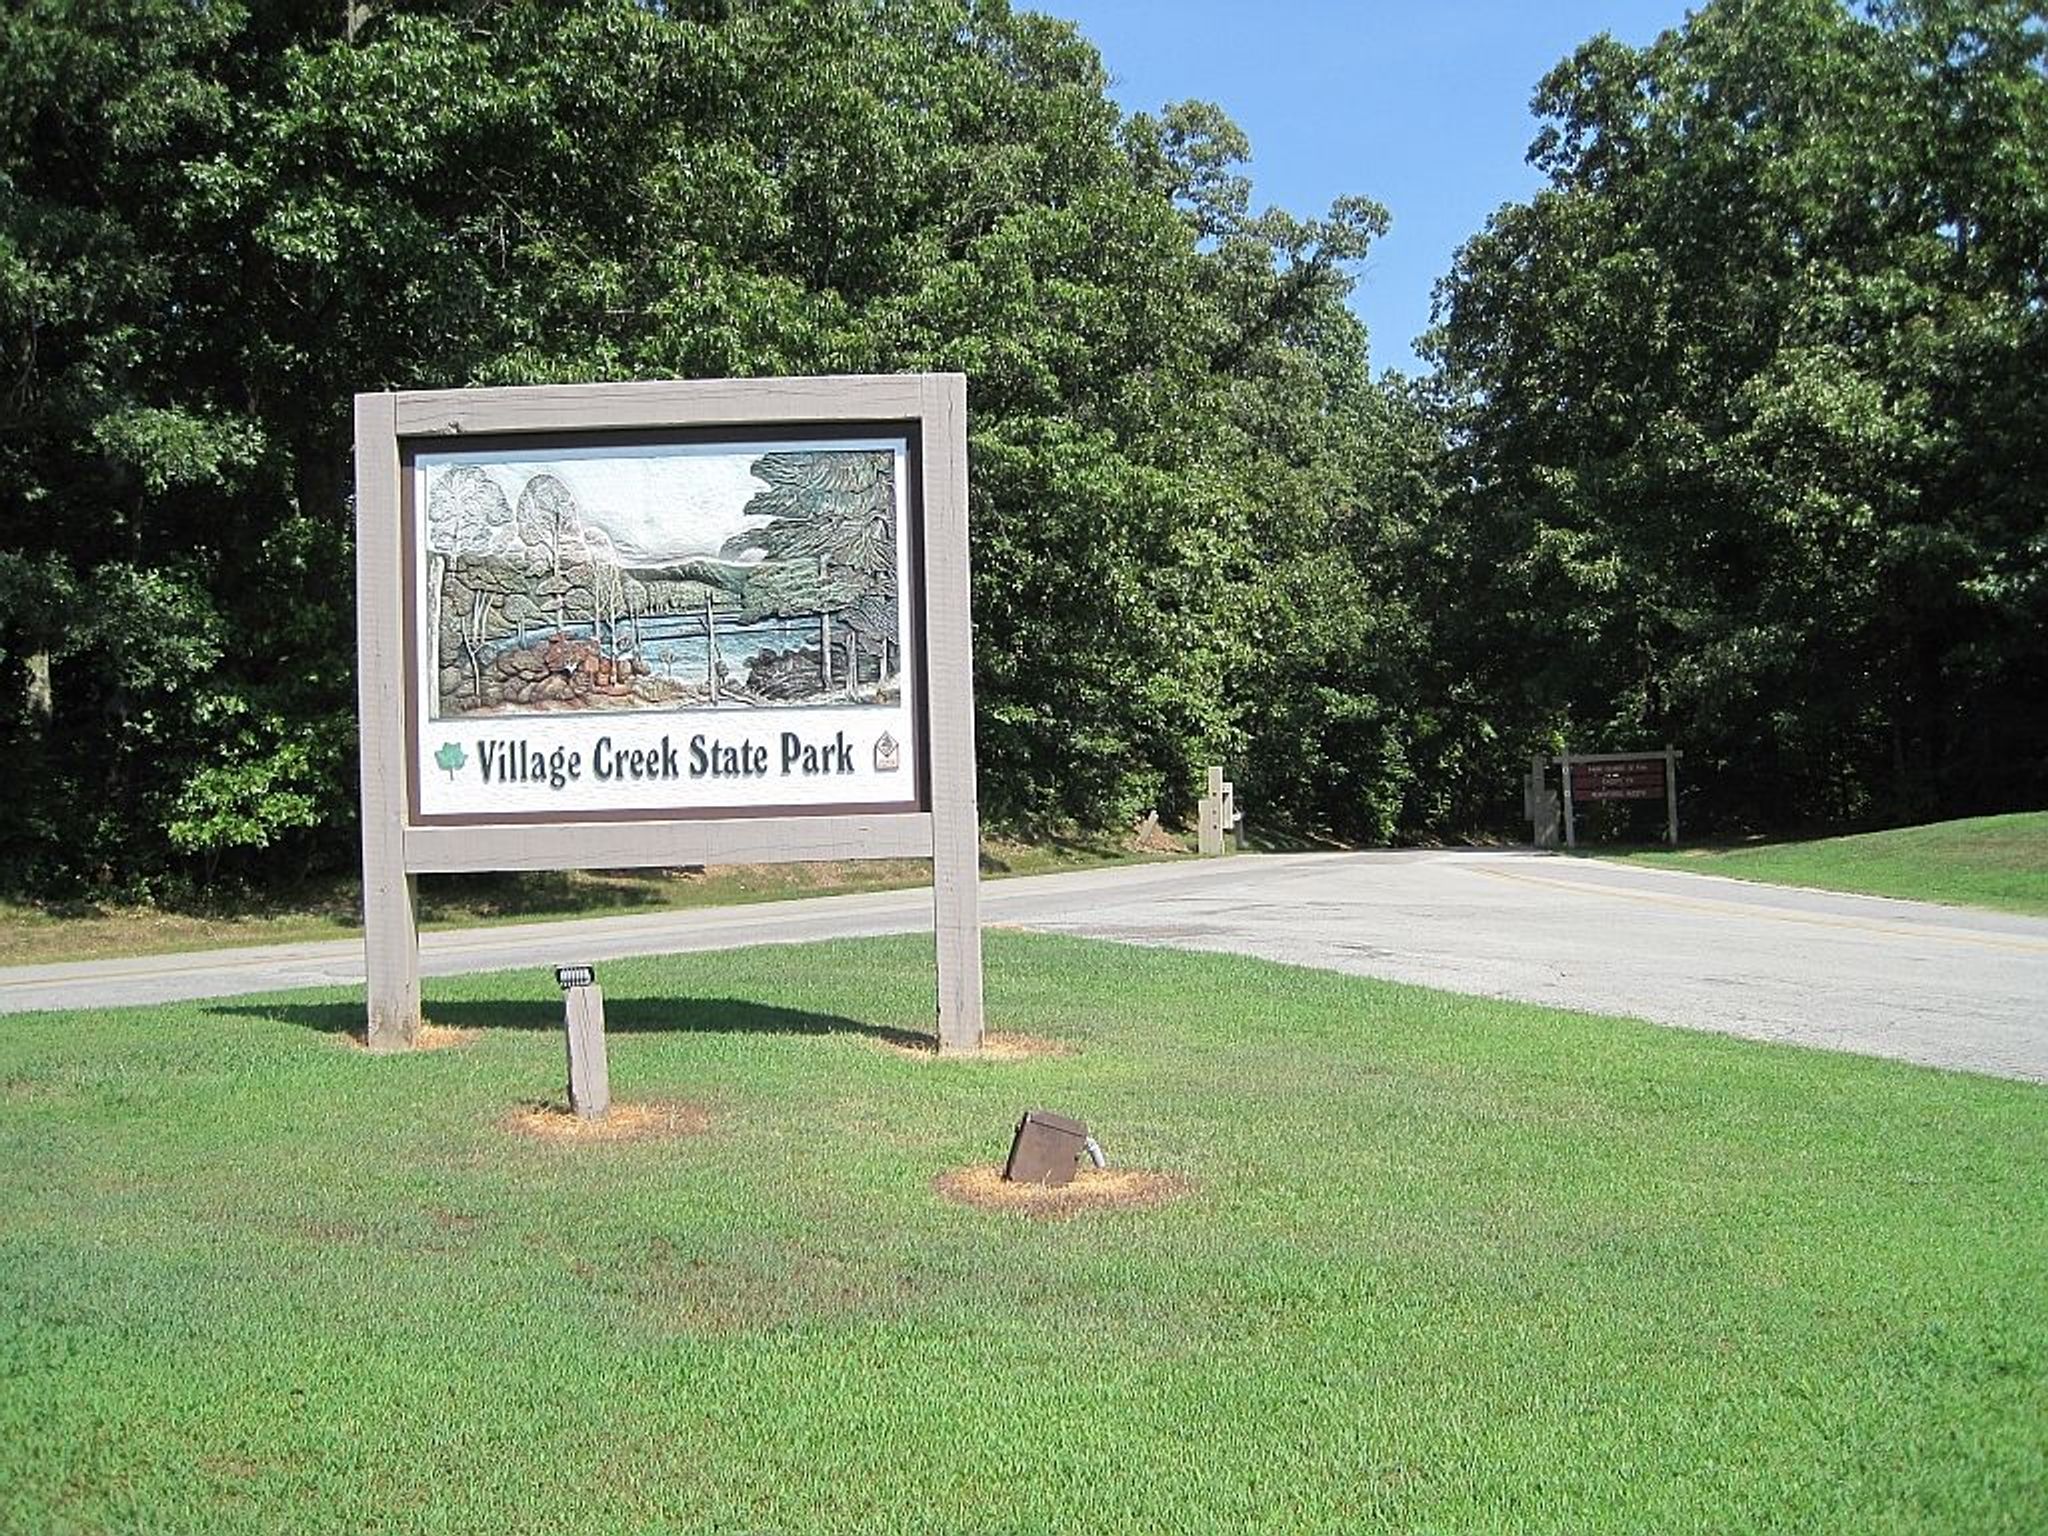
[
  {"left": 555, "top": 964, "right": 610, "bottom": 1119},
  {"left": 1003, "top": 1109, "right": 1108, "bottom": 1187}
]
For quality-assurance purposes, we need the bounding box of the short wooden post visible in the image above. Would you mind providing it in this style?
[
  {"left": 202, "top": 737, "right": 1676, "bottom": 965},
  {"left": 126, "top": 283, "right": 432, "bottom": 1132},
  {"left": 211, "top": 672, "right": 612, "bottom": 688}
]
[
  {"left": 564, "top": 983, "right": 611, "bottom": 1119},
  {"left": 1560, "top": 746, "right": 1578, "bottom": 851},
  {"left": 1664, "top": 744, "right": 1680, "bottom": 847}
]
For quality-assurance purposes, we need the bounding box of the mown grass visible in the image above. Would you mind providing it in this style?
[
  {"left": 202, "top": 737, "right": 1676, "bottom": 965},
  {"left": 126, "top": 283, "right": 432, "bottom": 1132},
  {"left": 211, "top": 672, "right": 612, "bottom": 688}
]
[
  {"left": 0, "top": 833, "right": 1178, "bottom": 967},
  {"left": 1607, "top": 810, "right": 2048, "bottom": 916},
  {"left": 2, "top": 932, "right": 2044, "bottom": 1533}
]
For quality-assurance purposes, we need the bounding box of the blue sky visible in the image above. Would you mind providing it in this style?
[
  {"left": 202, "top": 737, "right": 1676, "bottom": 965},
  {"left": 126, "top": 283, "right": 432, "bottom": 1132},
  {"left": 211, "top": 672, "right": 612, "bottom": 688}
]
[{"left": 1044, "top": 1, "right": 1695, "bottom": 374}]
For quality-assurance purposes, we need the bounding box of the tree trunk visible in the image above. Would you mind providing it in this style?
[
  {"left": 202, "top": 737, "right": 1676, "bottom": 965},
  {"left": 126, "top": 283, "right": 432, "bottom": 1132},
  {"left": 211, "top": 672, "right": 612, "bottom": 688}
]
[
  {"left": 705, "top": 590, "right": 721, "bottom": 704},
  {"left": 25, "top": 651, "right": 53, "bottom": 728},
  {"left": 465, "top": 590, "right": 488, "bottom": 701},
  {"left": 820, "top": 609, "right": 834, "bottom": 691},
  {"left": 426, "top": 554, "right": 447, "bottom": 682}
]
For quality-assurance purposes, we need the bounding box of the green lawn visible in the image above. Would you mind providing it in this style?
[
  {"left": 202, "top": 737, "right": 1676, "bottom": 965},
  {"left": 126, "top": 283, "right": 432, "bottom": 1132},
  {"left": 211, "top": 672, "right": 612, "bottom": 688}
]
[
  {"left": 1606, "top": 810, "right": 2048, "bottom": 916},
  {"left": 3, "top": 933, "right": 2044, "bottom": 1533}
]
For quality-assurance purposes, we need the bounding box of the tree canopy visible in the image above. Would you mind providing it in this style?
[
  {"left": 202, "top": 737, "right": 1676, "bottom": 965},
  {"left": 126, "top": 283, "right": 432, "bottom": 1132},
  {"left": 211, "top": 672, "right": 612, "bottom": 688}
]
[
  {"left": 1425, "top": 0, "right": 2048, "bottom": 830},
  {"left": 3, "top": 0, "right": 2042, "bottom": 895},
  {"left": 0, "top": 0, "right": 1422, "bottom": 891}
]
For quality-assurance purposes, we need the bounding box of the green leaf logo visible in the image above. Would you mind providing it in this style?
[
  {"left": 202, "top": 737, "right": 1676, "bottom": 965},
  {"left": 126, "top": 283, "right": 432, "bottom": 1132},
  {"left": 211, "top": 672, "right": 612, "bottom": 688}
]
[{"left": 434, "top": 741, "right": 468, "bottom": 781}]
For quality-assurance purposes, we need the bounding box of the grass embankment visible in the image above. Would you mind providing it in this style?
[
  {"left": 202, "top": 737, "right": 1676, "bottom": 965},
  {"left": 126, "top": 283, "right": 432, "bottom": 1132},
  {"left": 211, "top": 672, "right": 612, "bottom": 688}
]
[
  {"left": 1609, "top": 810, "right": 2048, "bottom": 916},
  {"left": 3, "top": 933, "right": 2043, "bottom": 1532},
  {"left": 0, "top": 834, "right": 1174, "bottom": 966}
]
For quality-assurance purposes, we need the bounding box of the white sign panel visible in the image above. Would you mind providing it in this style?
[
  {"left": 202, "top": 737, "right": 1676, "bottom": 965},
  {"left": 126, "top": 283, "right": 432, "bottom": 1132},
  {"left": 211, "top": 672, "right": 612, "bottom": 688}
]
[{"left": 406, "top": 433, "right": 923, "bottom": 822}]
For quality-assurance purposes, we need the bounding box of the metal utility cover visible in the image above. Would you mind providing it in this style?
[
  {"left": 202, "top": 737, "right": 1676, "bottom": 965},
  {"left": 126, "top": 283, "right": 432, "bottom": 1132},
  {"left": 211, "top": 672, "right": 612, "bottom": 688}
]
[{"left": 1003, "top": 1108, "right": 1089, "bottom": 1187}]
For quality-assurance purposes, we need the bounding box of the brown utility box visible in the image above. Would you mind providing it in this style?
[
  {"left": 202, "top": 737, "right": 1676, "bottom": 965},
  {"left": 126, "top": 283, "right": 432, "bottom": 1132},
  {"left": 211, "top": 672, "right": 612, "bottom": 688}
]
[{"left": 1003, "top": 1109, "right": 1089, "bottom": 1186}]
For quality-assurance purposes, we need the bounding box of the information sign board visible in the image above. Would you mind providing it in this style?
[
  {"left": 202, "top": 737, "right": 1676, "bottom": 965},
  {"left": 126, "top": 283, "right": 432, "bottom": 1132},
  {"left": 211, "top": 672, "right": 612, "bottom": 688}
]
[
  {"left": 407, "top": 431, "right": 925, "bottom": 824},
  {"left": 1546, "top": 746, "right": 1682, "bottom": 849},
  {"left": 355, "top": 376, "right": 982, "bottom": 1054},
  {"left": 1567, "top": 758, "right": 1667, "bottom": 802}
]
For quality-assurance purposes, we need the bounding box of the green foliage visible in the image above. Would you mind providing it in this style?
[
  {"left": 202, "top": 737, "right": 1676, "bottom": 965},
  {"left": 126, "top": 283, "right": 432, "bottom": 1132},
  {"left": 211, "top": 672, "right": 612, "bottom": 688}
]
[
  {"left": 0, "top": 0, "right": 1426, "bottom": 892},
  {"left": 164, "top": 690, "right": 326, "bottom": 871},
  {"left": 1426, "top": 0, "right": 2048, "bottom": 832},
  {"left": 26, "top": 0, "right": 2037, "bottom": 883}
]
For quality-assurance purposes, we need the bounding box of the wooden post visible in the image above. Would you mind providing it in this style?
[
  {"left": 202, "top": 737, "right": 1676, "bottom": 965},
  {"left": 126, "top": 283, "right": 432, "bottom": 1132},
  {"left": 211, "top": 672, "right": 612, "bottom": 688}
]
[
  {"left": 1528, "top": 753, "right": 1561, "bottom": 848},
  {"left": 1664, "top": 743, "right": 1680, "bottom": 847},
  {"left": 1198, "top": 765, "right": 1238, "bottom": 856},
  {"left": 355, "top": 391, "right": 421, "bottom": 1051},
  {"left": 923, "top": 374, "right": 984, "bottom": 1055},
  {"left": 1560, "top": 746, "right": 1578, "bottom": 851},
  {"left": 1198, "top": 766, "right": 1222, "bottom": 857},
  {"left": 564, "top": 984, "right": 611, "bottom": 1119}
]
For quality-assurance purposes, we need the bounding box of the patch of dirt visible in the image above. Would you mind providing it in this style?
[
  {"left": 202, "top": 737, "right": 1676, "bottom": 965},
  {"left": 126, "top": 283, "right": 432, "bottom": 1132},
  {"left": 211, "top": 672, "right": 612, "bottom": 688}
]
[
  {"left": 198, "top": 1453, "right": 266, "bottom": 1482},
  {"left": 880, "top": 1031, "right": 1076, "bottom": 1062},
  {"left": 343, "top": 1023, "right": 480, "bottom": 1052},
  {"left": 297, "top": 1219, "right": 370, "bottom": 1246},
  {"left": 933, "top": 1164, "right": 1193, "bottom": 1218},
  {"left": 501, "top": 1099, "right": 712, "bottom": 1144},
  {"left": 1130, "top": 811, "right": 1185, "bottom": 853}
]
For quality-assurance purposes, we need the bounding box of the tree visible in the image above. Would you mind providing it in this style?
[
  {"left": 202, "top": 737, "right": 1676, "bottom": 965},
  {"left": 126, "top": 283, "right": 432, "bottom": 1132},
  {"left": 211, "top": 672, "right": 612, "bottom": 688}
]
[
  {"left": 0, "top": 0, "right": 1426, "bottom": 888},
  {"left": 723, "top": 450, "right": 897, "bottom": 695},
  {"left": 425, "top": 464, "right": 514, "bottom": 698},
  {"left": 1425, "top": 0, "right": 2048, "bottom": 830},
  {"left": 513, "top": 473, "right": 590, "bottom": 637}
]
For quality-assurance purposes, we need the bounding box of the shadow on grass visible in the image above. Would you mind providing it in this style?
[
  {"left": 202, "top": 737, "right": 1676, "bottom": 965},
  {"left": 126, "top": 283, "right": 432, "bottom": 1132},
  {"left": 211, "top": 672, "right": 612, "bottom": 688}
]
[
  {"left": 206, "top": 995, "right": 928, "bottom": 1049},
  {"left": 1241, "top": 827, "right": 1353, "bottom": 853},
  {"left": 4, "top": 869, "right": 689, "bottom": 927},
  {"left": 978, "top": 831, "right": 1166, "bottom": 874}
]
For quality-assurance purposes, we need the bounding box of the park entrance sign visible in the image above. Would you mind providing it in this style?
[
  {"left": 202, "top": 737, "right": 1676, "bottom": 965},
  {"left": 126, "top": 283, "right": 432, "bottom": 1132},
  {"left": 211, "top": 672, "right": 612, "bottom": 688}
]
[
  {"left": 354, "top": 375, "right": 982, "bottom": 1052},
  {"left": 1555, "top": 746, "right": 1681, "bottom": 850}
]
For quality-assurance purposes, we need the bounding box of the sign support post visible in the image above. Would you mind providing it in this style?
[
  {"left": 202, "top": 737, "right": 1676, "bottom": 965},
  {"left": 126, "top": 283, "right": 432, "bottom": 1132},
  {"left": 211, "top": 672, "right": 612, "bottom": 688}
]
[
  {"left": 355, "top": 390, "right": 421, "bottom": 1050},
  {"left": 1663, "top": 743, "right": 1680, "bottom": 848},
  {"left": 1560, "top": 745, "right": 1578, "bottom": 851},
  {"left": 920, "top": 374, "right": 984, "bottom": 1054}
]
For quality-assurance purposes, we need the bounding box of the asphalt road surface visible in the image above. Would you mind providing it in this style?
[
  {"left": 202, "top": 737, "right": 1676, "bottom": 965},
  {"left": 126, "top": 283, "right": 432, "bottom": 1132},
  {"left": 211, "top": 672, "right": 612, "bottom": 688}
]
[{"left": 3, "top": 850, "right": 2044, "bottom": 1082}]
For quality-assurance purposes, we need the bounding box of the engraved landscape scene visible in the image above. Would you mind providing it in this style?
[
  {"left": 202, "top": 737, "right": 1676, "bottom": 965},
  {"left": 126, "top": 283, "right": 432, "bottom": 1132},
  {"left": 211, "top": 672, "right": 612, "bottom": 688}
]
[{"left": 423, "top": 447, "right": 902, "bottom": 719}]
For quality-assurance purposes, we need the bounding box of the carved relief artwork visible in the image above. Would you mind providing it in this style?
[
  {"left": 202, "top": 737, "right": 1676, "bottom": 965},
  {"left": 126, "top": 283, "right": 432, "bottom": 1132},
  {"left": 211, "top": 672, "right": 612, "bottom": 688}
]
[{"left": 419, "top": 443, "right": 905, "bottom": 721}]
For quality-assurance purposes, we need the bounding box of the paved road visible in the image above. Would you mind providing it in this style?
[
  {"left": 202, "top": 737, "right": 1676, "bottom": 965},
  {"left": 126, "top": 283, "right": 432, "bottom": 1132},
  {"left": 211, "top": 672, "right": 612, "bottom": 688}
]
[{"left": 4, "top": 850, "right": 2045, "bottom": 1082}]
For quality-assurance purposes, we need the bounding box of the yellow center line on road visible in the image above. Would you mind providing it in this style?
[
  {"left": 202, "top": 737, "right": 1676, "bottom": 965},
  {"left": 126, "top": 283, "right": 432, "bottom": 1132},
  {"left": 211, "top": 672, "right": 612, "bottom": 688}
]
[{"left": 1467, "top": 863, "right": 2048, "bottom": 956}]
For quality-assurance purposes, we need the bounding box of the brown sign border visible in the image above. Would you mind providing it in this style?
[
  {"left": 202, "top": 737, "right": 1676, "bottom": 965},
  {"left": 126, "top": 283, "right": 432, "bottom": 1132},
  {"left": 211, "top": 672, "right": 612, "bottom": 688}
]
[{"left": 398, "top": 422, "right": 932, "bottom": 828}]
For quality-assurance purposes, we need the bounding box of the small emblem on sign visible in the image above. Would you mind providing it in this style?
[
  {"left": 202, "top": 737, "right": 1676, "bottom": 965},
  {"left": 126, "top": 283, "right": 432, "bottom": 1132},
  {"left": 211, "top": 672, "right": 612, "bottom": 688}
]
[
  {"left": 874, "top": 732, "right": 901, "bottom": 772},
  {"left": 555, "top": 965, "right": 596, "bottom": 990},
  {"left": 434, "top": 741, "right": 468, "bottom": 781}
]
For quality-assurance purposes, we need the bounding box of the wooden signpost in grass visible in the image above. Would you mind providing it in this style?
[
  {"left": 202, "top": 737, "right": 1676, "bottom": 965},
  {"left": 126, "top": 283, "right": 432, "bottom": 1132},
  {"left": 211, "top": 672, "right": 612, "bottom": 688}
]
[{"left": 354, "top": 374, "right": 984, "bottom": 1054}]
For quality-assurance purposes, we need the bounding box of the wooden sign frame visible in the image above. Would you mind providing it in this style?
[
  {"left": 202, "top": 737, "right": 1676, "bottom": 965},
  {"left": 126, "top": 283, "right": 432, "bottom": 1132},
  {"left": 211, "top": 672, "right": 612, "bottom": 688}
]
[{"left": 354, "top": 374, "right": 983, "bottom": 1053}]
